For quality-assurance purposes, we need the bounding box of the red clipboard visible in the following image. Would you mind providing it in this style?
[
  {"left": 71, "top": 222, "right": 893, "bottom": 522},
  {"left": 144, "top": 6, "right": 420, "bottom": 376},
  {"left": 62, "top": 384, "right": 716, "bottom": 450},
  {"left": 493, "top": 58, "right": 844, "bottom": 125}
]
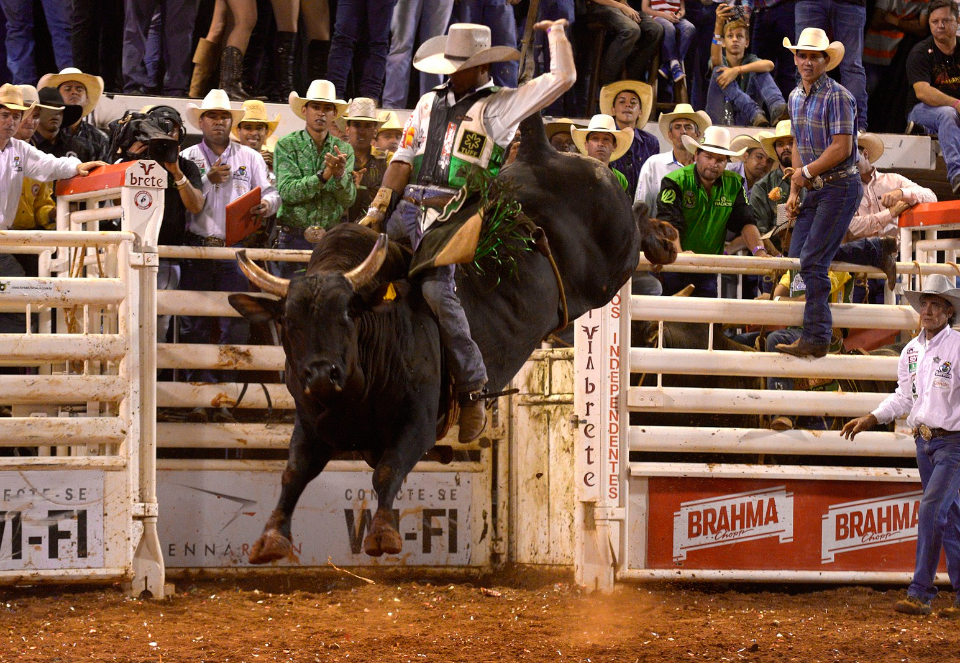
[{"left": 226, "top": 186, "right": 262, "bottom": 246}]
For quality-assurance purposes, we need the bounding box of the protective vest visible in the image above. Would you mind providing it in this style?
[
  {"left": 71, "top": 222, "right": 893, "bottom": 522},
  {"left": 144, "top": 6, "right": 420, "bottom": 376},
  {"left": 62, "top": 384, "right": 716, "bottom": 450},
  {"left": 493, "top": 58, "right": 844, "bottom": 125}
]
[
  {"left": 661, "top": 166, "right": 745, "bottom": 255},
  {"left": 414, "top": 86, "right": 505, "bottom": 189}
]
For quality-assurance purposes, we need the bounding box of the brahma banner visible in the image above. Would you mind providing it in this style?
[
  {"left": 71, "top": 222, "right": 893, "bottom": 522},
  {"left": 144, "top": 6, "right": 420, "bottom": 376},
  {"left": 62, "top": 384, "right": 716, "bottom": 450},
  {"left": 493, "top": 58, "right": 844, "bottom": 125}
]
[{"left": 639, "top": 477, "right": 927, "bottom": 572}]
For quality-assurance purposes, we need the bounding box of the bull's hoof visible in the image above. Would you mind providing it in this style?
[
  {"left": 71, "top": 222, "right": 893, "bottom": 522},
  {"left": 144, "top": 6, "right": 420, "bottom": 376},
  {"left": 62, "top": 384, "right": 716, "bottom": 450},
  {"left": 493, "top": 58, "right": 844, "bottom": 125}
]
[
  {"left": 248, "top": 530, "right": 294, "bottom": 564},
  {"left": 362, "top": 513, "right": 403, "bottom": 556}
]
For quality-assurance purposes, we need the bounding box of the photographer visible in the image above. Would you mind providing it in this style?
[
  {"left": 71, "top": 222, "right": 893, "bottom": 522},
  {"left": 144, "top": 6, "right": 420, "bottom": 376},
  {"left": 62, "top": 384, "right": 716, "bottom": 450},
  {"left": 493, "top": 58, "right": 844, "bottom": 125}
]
[{"left": 108, "top": 105, "right": 203, "bottom": 342}]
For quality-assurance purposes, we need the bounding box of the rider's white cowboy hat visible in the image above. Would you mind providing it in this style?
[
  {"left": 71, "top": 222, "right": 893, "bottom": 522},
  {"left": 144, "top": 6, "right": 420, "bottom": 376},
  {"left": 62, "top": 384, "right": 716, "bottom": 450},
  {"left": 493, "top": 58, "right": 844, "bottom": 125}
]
[
  {"left": 759, "top": 119, "right": 792, "bottom": 161},
  {"left": 288, "top": 79, "right": 348, "bottom": 119},
  {"left": 571, "top": 114, "right": 634, "bottom": 162},
  {"left": 682, "top": 125, "right": 747, "bottom": 158},
  {"left": 414, "top": 23, "right": 520, "bottom": 75},
  {"left": 857, "top": 132, "right": 885, "bottom": 164},
  {"left": 185, "top": 89, "right": 245, "bottom": 129},
  {"left": 903, "top": 274, "right": 960, "bottom": 314},
  {"left": 599, "top": 80, "right": 654, "bottom": 129},
  {"left": 783, "top": 28, "right": 845, "bottom": 72},
  {"left": 36, "top": 67, "right": 103, "bottom": 117},
  {"left": 657, "top": 102, "right": 712, "bottom": 138},
  {"left": 231, "top": 99, "right": 281, "bottom": 139}
]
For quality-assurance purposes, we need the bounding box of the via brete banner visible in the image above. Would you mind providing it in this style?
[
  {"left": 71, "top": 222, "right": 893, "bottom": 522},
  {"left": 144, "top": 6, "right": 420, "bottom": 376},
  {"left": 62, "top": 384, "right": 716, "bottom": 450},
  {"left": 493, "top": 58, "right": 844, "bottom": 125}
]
[
  {"left": 157, "top": 470, "right": 476, "bottom": 567},
  {"left": 0, "top": 471, "right": 105, "bottom": 571}
]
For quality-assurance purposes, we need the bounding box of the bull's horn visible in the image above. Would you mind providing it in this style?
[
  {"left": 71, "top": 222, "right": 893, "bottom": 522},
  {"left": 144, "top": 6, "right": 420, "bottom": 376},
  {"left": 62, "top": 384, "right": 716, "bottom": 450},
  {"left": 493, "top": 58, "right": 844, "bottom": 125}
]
[
  {"left": 236, "top": 250, "right": 289, "bottom": 298},
  {"left": 343, "top": 233, "right": 388, "bottom": 290}
]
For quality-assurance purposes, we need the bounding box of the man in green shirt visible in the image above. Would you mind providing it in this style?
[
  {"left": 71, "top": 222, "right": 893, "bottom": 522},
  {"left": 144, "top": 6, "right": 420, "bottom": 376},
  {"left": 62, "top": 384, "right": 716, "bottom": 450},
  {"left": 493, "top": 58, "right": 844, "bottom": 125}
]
[
  {"left": 274, "top": 79, "right": 356, "bottom": 278},
  {"left": 657, "top": 125, "right": 768, "bottom": 297},
  {"left": 570, "top": 114, "right": 633, "bottom": 192}
]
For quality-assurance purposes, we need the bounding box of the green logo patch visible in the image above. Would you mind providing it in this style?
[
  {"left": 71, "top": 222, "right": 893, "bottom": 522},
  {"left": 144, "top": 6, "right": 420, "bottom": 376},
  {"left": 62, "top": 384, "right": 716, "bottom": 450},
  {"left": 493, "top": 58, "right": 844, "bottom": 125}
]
[{"left": 660, "top": 189, "right": 677, "bottom": 205}]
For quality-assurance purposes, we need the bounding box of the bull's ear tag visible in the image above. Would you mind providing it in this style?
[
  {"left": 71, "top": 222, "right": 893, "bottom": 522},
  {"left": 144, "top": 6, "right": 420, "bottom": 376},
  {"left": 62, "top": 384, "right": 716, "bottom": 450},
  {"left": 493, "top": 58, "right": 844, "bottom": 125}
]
[
  {"left": 369, "top": 281, "right": 410, "bottom": 312},
  {"left": 384, "top": 283, "right": 397, "bottom": 301}
]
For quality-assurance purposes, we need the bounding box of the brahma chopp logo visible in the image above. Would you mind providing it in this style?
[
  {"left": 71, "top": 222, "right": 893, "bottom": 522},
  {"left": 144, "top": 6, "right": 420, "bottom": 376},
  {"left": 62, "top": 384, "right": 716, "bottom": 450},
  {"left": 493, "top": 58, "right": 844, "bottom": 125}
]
[
  {"left": 820, "top": 491, "right": 921, "bottom": 563},
  {"left": 672, "top": 486, "right": 794, "bottom": 562}
]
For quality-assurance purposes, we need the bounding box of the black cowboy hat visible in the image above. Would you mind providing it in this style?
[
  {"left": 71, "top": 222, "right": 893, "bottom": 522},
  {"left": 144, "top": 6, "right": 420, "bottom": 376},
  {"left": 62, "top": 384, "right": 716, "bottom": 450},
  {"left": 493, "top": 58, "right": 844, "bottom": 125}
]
[{"left": 37, "top": 87, "right": 83, "bottom": 127}]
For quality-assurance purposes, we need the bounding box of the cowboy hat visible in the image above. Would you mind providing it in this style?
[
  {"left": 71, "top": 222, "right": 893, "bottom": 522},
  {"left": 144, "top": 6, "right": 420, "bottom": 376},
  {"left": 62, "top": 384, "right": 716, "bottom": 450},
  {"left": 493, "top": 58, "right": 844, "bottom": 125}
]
[
  {"left": 682, "top": 125, "right": 747, "bottom": 158},
  {"left": 414, "top": 23, "right": 520, "bottom": 75},
  {"left": 571, "top": 114, "right": 634, "bottom": 162},
  {"left": 288, "top": 79, "right": 348, "bottom": 119},
  {"left": 599, "top": 80, "right": 654, "bottom": 129},
  {"left": 658, "top": 102, "right": 712, "bottom": 139},
  {"left": 376, "top": 110, "right": 403, "bottom": 135},
  {"left": 36, "top": 87, "right": 83, "bottom": 127},
  {"left": 857, "top": 132, "right": 885, "bottom": 164},
  {"left": 903, "top": 274, "right": 960, "bottom": 314},
  {"left": 545, "top": 116, "right": 583, "bottom": 140},
  {"left": 759, "top": 119, "right": 792, "bottom": 161},
  {"left": 342, "top": 97, "right": 385, "bottom": 126},
  {"left": 16, "top": 84, "right": 38, "bottom": 108},
  {"left": 36, "top": 67, "right": 103, "bottom": 117},
  {"left": 730, "top": 133, "right": 764, "bottom": 162},
  {"left": 783, "top": 28, "right": 845, "bottom": 72},
  {"left": 0, "top": 83, "right": 30, "bottom": 111},
  {"left": 185, "top": 89, "right": 244, "bottom": 129},
  {"left": 231, "top": 99, "right": 281, "bottom": 140}
]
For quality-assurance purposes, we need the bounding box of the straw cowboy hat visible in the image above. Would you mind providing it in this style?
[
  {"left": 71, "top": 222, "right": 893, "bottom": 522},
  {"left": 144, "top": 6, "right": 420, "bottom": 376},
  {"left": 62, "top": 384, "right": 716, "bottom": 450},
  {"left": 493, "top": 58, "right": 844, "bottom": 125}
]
[
  {"left": 16, "top": 84, "right": 38, "bottom": 108},
  {"left": 858, "top": 132, "right": 885, "bottom": 164},
  {"left": 599, "top": 80, "right": 654, "bottom": 129},
  {"left": 571, "top": 114, "right": 634, "bottom": 162},
  {"left": 903, "top": 274, "right": 960, "bottom": 314},
  {"left": 657, "top": 102, "right": 712, "bottom": 139},
  {"left": 36, "top": 67, "right": 103, "bottom": 117},
  {"left": 783, "top": 28, "right": 845, "bottom": 72},
  {"left": 288, "top": 79, "right": 348, "bottom": 119},
  {"left": 377, "top": 110, "right": 403, "bottom": 135},
  {"left": 682, "top": 125, "right": 747, "bottom": 158},
  {"left": 414, "top": 23, "right": 520, "bottom": 75},
  {"left": 37, "top": 87, "right": 83, "bottom": 127},
  {"left": 231, "top": 99, "right": 281, "bottom": 140},
  {"left": 342, "top": 97, "right": 385, "bottom": 126},
  {"left": 730, "top": 133, "right": 764, "bottom": 161},
  {"left": 185, "top": 89, "right": 244, "bottom": 129},
  {"left": 0, "top": 83, "right": 30, "bottom": 111},
  {"left": 545, "top": 117, "right": 583, "bottom": 140},
  {"left": 759, "top": 119, "right": 792, "bottom": 161}
]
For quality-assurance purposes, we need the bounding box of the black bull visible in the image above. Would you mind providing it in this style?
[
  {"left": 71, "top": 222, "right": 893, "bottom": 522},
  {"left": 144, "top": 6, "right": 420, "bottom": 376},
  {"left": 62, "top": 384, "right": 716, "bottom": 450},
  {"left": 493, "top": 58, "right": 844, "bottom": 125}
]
[{"left": 228, "top": 114, "right": 678, "bottom": 562}]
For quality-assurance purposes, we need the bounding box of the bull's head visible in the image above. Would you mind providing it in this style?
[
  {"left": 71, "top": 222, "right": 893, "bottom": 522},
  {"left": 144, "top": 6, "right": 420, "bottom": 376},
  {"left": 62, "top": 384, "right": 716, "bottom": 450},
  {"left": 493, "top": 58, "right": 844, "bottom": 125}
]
[{"left": 229, "top": 234, "right": 392, "bottom": 407}]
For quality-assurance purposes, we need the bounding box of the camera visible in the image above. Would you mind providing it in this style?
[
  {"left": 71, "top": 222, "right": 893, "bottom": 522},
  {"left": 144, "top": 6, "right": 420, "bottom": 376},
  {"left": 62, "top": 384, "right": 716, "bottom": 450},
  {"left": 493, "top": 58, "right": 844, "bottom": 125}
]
[{"left": 108, "top": 110, "right": 181, "bottom": 164}]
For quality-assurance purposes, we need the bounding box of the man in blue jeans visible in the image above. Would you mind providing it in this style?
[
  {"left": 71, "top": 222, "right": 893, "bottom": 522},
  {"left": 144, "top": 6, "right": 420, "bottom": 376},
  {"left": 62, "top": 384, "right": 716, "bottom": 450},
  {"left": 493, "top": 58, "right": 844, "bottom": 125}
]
[
  {"left": 779, "top": 27, "right": 862, "bottom": 359},
  {"left": 0, "top": 0, "right": 72, "bottom": 84},
  {"left": 843, "top": 274, "right": 960, "bottom": 618},
  {"left": 382, "top": 0, "right": 455, "bottom": 108},
  {"left": 905, "top": 0, "right": 960, "bottom": 194}
]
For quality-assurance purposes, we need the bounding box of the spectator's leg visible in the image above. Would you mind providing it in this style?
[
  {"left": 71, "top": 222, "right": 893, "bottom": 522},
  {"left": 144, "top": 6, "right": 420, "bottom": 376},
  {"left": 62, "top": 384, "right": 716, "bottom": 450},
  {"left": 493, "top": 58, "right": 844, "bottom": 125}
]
[
  {"left": 178, "top": 257, "right": 217, "bottom": 383},
  {"left": 145, "top": 10, "right": 162, "bottom": 89},
  {"left": 908, "top": 103, "right": 960, "bottom": 185},
  {"left": 0, "top": 0, "right": 36, "bottom": 84},
  {"left": 705, "top": 70, "right": 729, "bottom": 125},
  {"left": 675, "top": 18, "right": 695, "bottom": 62},
  {"left": 483, "top": 0, "right": 519, "bottom": 88},
  {"left": 752, "top": 4, "right": 795, "bottom": 101},
  {"left": 748, "top": 70, "right": 787, "bottom": 120},
  {"left": 765, "top": 328, "right": 800, "bottom": 392},
  {"left": 121, "top": 0, "right": 156, "bottom": 92},
  {"left": 829, "top": 0, "right": 868, "bottom": 132},
  {"left": 417, "top": 0, "right": 454, "bottom": 96},
  {"left": 0, "top": 13, "right": 9, "bottom": 84},
  {"left": 793, "top": 176, "right": 861, "bottom": 346},
  {"left": 71, "top": 0, "right": 98, "bottom": 78},
  {"left": 382, "top": 0, "right": 418, "bottom": 108},
  {"left": 682, "top": 0, "right": 716, "bottom": 111},
  {"left": 833, "top": 237, "right": 883, "bottom": 271},
  {"left": 159, "top": 0, "right": 199, "bottom": 96},
  {"left": 593, "top": 5, "right": 641, "bottom": 86},
  {"left": 626, "top": 13, "right": 663, "bottom": 83},
  {"left": 38, "top": 0, "right": 74, "bottom": 70},
  {"left": 356, "top": 0, "right": 398, "bottom": 101},
  {"left": 719, "top": 73, "right": 762, "bottom": 125},
  {"left": 653, "top": 16, "right": 677, "bottom": 64},
  {"left": 326, "top": 0, "right": 361, "bottom": 99}
]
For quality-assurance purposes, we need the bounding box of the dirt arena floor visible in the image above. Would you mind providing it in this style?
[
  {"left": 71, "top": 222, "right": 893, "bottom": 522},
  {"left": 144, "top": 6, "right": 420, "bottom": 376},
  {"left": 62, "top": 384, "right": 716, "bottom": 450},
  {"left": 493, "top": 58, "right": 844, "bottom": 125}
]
[{"left": 2, "top": 568, "right": 959, "bottom": 662}]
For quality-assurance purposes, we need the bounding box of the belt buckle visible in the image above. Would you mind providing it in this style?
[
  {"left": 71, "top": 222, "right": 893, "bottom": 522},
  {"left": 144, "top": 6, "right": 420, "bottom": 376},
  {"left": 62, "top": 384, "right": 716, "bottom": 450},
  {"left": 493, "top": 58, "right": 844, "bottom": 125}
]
[
  {"left": 919, "top": 424, "right": 933, "bottom": 441},
  {"left": 304, "top": 226, "right": 326, "bottom": 244},
  {"left": 811, "top": 175, "right": 824, "bottom": 190}
]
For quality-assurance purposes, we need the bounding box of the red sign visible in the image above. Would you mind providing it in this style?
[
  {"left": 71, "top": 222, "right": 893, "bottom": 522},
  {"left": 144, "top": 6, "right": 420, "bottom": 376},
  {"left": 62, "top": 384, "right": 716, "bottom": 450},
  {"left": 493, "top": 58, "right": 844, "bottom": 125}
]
[{"left": 645, "top": 477, "right": 935, "bottom": 572}]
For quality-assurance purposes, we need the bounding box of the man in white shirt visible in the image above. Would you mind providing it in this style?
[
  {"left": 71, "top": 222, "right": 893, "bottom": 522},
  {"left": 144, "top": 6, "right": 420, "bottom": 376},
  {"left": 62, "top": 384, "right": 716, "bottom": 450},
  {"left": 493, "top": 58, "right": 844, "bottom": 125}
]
[
  {"left": 178, "top": 89, "right": 280, "bottom": 393},
  {"left": 842, "top": 274, "right": 960, "bottom": 618},
  {"left": 633, "top": 103, "right": 711, "bottom": 213},
  {"left": 845, "top": 132, "right": 937, "bottom": 242}
]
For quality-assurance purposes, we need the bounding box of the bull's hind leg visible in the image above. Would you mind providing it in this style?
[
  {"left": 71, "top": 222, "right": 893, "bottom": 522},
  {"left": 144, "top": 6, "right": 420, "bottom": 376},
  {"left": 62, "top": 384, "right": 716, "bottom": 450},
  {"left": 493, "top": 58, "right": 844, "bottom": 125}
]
[
  {"left": 249, "top": 416, "right": 330, "bottom": 564},
  {"left": 363, "top": 422, "right": 435, "bottom": 557}
]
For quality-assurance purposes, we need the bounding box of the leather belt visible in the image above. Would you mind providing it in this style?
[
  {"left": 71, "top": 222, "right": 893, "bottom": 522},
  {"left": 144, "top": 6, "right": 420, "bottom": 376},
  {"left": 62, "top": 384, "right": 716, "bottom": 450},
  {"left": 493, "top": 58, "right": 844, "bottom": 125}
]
[
  {"left": 279, "top": 225, "right": 305, "bottom": 237},
  {"left": 185, "top": 232, "right": 225, "bottom": 247},
  {"left": 913, "top": 424, "right": 958, "bottom": 441},
  {"left": 807, "top": 165, "right": 858, "bottom": 190},
  {"left": 403, "top": 194, "right": 455, "bottom": 209}
]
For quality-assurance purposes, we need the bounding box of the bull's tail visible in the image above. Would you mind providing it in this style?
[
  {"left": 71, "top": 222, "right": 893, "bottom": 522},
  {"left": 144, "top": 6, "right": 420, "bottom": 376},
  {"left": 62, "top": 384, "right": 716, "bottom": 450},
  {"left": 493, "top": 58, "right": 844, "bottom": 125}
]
[{"left": 517, "top": 113, "right": 550, "bottom": 163}]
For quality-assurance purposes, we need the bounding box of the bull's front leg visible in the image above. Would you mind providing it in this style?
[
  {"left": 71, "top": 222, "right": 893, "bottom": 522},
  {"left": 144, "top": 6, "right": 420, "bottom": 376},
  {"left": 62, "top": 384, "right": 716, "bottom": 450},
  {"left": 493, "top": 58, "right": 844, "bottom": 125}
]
[
  {"left": 363, "top": 417, "right": 436, "bottom": 557},
  {"left": 249, "top": 414, "right": 330, "bottom": 564}
]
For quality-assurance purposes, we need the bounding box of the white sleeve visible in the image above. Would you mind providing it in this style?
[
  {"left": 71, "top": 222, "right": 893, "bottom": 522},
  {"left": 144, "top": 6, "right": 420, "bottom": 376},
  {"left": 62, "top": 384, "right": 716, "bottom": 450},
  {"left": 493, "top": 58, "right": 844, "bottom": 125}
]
[
  {"left": 21, "top": 141, "right": 81, "bottom": 182},
  {"left": 392, "top": 93, "right": 432, "bottom": 165},
  {"left": 251, "top": 151, "right": 280, "bottom": 216},
  {"left": 871, "top": 346, "right": 915, "bottom": 424},
  {"left": 483, "top": 25, "right": 577, "bottom": 145}
]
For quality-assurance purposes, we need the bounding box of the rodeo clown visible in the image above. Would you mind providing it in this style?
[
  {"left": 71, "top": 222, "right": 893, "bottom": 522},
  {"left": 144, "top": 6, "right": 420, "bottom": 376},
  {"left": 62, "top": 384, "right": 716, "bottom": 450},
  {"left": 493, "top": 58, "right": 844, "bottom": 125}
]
[
  {"left": 843, "top": 274, "right": 960, "bottom": 618},
  {"left": 358, "top": 19, "right": 574, "bottom": 443}
]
